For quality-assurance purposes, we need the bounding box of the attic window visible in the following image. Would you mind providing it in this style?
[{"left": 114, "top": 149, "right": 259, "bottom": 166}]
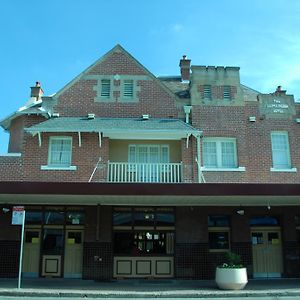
[
  {"left": 204, "top": 85, "right": 212, "bottom": 100},
  {"left": 223, "top": 86, "right": 231, "bottom": 100},
  {"left": 123, "top": 80, "right": 134, "bottom": 99},
  {"left": 101, "top": 79, "right": 111, "bottom": 98}
]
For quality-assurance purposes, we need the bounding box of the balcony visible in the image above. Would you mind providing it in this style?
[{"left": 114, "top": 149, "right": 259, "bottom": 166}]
[{"left": 107, "top": 162, "right": 182, "bottom": 183}]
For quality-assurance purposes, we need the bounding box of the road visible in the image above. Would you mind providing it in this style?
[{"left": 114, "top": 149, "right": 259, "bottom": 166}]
[{"left": 0, "top": 297, "right": 299, "bottom": 300}]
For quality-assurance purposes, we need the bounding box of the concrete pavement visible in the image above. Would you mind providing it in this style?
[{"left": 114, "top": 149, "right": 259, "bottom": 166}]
[{"left": 0, "top": 278, "right": 300, "bottom": 298}]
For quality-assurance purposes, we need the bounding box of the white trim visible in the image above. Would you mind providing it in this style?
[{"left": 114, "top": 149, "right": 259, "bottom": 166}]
[
  {"left": 270, "top": 167, "right": 297, "bottom": 173},
  {"left": 78, "top": 132, "right": 82, "bottom": 147},
  {"left": 41, "top": 165, "right": 77, "bottom": 171},
  {"left": 0, "top": 153, "right": 22, "bottom": 157},
  {"left": 38, "top": 132, "right": 42, "bottom": 147},
  {"left": 201, "top": 167, "right": 246, "bottom": 172}
]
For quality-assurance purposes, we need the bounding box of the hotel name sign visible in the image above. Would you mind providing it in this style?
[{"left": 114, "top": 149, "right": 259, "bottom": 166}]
[{"left": 260, "top": 96, "right": 295, "bottom": 119}]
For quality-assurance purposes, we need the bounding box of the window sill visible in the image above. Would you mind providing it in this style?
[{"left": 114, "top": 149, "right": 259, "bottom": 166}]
[
  {"left": 0, "top": 153, "right": 22, "bottom": 157},
  {"left": 41, "top": 165, "right": 77, "bottom": 171},
  {"left": 270, "top": 167, "right": 297, "bottom": 173},
  {"left": 201, "top": 167, "right": 246, "bottom": 172}
]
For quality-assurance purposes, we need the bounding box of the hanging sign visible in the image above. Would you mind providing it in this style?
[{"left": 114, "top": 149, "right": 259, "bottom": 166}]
[{"left": 12, "top": 206, "right": 25, "bottom": 225}]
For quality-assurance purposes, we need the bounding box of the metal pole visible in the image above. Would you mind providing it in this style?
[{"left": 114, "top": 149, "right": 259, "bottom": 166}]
[{"left": 18, "top": 210, "right": 25, "bottom": 289}]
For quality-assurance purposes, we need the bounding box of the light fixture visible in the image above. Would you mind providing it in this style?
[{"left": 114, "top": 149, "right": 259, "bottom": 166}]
[
  {"left": 236, "top": 209, "right": 245, "bottom": 216},
  {"left": 2, "top": 208, "right": 10, "bottom": 213}
]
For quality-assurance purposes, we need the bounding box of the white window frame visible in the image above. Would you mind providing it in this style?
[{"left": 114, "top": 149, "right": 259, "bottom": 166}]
[
  {"left": 128, "top": 144, "right": 170, "bottom": 163},
  {"left": 41, "top": 136, "right": 76, "bottom": 171},
  {"left": 270, "top": 131, "right": 296, "bottom": 172},
  {"left": 201, "top": 138, "right": 244, "bottom": 171}
]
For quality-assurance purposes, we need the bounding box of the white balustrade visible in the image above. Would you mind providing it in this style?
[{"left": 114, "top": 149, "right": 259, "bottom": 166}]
[{"left": 107, "top": 162, "right": 182, "bottom": 183}]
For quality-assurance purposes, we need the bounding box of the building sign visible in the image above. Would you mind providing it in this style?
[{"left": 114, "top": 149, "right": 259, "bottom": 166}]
[
  {"left": 259, "top": 95, "right": 296, "bottom": 119},
  {"left": 12, "top": 206, "right": 25, "bottom": 225}
]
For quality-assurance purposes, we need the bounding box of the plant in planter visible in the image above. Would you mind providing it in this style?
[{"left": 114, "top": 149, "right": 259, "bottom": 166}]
[{"left": 215, "top": 251, "right": 248, "bottom": 290}]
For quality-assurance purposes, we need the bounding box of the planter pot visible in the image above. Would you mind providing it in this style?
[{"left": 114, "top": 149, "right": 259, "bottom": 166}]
[{"left": 215, "top": 267, "right": 248, "bottom": 290}]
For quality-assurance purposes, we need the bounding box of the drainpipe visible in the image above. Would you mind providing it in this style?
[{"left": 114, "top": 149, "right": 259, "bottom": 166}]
[
  {"left": 183, "top": 106, "right": 192, "bottom": 124},
  {"left": 196, "top": 134, "right": 205, "bottom": 183}
]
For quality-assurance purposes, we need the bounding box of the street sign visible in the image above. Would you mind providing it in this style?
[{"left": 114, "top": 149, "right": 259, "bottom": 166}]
[{"left": 12, "top": 206, "right": 25, "bottom": 225}]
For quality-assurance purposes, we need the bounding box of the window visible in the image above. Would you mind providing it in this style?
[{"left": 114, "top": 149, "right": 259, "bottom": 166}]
[
  {"left": 208, "top": 215, "right": 230, "bottom": 251},
  {"left": 48, "top": 137, "right": 72, "bottom": 167},
  {"left": 203, "top": 138, "right": 237, "bottom": 168},
  {"left": 271, "top": 132, "right": 291, "bottom": 169},
  {"left": 100, "top": 79, "right": 110, "bottom": 98},
  {"left": 223, "top": 86, "right": 231, "bottom": 100},
  {"left": 123, "top": 80, "right": 134, "bottom": 99},
  {"left": 204, "top": 85, "right": 212, "bottom": 100},
  {"left": 250, "top": 216, "right": 280, "bottom": 226},
  {"left": 128, "top": 145, "right": 169, "bottom": 164}
]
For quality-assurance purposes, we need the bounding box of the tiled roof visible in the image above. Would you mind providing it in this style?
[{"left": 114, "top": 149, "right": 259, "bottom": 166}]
[
  {"left": 25, "top": 117, "right": 200, "bottom": 134},
  {"left": 159, "top": 76, "right": 190, "bottom": 99}
]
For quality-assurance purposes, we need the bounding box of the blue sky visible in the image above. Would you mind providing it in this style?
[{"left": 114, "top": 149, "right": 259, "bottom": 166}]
[{"left": 0, "top": 0, "right": 300, "bottom": 153}]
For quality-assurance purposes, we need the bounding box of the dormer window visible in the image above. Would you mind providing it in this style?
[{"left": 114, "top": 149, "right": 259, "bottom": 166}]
[
  {"left": 101, "top": 79, "right": 111, "bottom": 98},
  {"left": 204, "top": 85, "right": 212, "bottom": 100},
  {"left": 123, "top": 80, "right": 134, "bottom": 99},
  {"left": 223, "top": 86, "right": 231, "bottom": 100}
]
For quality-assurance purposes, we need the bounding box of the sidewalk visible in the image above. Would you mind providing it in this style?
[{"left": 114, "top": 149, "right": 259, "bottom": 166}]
[{"left": 0, "top": 278, "right": 300, "bottom": 298}]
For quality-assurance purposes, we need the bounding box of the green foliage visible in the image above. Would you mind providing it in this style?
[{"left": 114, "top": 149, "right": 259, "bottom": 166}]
[{"left": 219, "top": 251, "right": 244, "bottom": 268}]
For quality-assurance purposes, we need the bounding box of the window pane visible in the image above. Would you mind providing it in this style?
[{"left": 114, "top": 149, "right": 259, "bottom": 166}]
[
  {"left": 161, "top": 146, "right": 169, "bottom": 163},
  {"left": 156, "top": 213, "right": 175, "bottom": 226},
  {"left": 113, "top": 212, "right": 132, "bottom": 226},
  {"left": 208, "top": 215, "right": 230, "bottom": 227},
  {"left": 66, "top": 211, "right": 85, "bottom": 225},
  {"left": 250, "top": 216, "right": 279, "bottom": 226},
  {"left": 271, "top": 133, "right": 290, "bottom": 168},
  {"left": 124, "top": 80, "right": 134, "bottom": 98},
  {"left": 209, "top": 232, "right": 229, "bottom": 249},
  {"left": 114, "top": 232, "right": 134, "bottom": 255},
  {"left": 25, "top": 211, "right": 42, "bottom": 224},
  {"left": 221, "top": 141, "right": 236, "bottom": 167},
  {"left": 49, "top": 138, "right": 71, "bottom": 167},
  {"left": 203, "top": 141, "right": 217, "bottom": 167},
  {"left": 134, "top": 212, "right": 155, "bottom": 226},
  {"left": 44, "top": 211, "right": 64, "bottom": 225}
]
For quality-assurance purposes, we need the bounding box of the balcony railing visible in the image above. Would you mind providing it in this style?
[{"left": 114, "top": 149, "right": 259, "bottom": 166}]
[{"left": 107, "top": 162, "right": 182, "bottom": 183}]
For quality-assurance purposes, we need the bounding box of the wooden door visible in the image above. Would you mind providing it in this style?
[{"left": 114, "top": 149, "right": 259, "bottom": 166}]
[
  {"left": 23, "top": 228, "right": 41, "bottom": 277},
  {"left": 64, "top": 229, "right": 84, "bottom": 278},
  {"left": 251, "top": 228, "right": 283, "bottom": 278}
]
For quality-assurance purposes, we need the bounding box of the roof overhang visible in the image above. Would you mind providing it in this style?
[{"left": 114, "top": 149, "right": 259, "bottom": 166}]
[{"left": 0, "top": 182, "right": 300, "bottom": 206}]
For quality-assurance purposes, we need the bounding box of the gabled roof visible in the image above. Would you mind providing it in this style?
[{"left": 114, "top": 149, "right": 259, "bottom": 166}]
[
  {"left": 25, "top": 117, "right": 201, "bottom": 140},
  {"left": 54, "top": 44, "right": 179, "bottom": 100}
]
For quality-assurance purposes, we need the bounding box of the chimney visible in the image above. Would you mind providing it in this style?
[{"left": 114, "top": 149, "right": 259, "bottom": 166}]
[
  {"left": 275, "top": 85, "right": 286, "bottom": 95},
  {"left": 30, "top": 81, "right": 44, "bottom": 99},
  {"left": 179, "top": 55, "right": 191, "bottom": 82}
]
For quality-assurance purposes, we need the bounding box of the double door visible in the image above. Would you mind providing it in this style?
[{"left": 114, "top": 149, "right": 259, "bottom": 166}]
[
  {"left": 251, "top": 227, "right": 283, "bottom": 278},
  {"left": 23, "top": 227, "right": 83, "bottom": 278}
]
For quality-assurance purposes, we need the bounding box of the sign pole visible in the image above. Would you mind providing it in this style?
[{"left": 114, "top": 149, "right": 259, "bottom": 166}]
[{"left": 17, "top": 210, "right": 25, "bottom": 289}]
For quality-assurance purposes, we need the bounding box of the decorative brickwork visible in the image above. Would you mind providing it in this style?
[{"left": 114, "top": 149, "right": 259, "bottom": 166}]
[
  {"left": 83, "top": 242, "right": 113, "bottom": 280},
  {"left": 0, "top": 241, "right": 19, "bottom": 278}
]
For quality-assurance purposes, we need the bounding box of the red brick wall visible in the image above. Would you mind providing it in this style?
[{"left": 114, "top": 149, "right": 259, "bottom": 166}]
[
  {"left": 8, "top": 116, "right": 24, "bottom": 153},
  {"left": 0, "top": 156, "right": 22, "bottom": 181},
  {"left": 54, "top": 51, "right": 179, "bottom": 119}
]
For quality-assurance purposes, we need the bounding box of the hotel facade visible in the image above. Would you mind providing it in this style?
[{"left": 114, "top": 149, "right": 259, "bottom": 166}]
[{"left": 0, "top": 45, "right": 300, "bottom": 280}]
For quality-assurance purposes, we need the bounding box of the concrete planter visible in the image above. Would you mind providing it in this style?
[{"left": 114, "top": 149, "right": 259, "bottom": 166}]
[{"left": 215, "top": 267, "right": 248, "bottom": 290}]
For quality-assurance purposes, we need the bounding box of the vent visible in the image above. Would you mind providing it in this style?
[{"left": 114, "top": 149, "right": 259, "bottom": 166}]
[
  {"left": 249, "top": 116, "right": 256, "bottom": 122},
  {"left": 203, "top": 85, "right": 212, "bottom": 100},
  {"left": 223, "top": 86, "right": 231, "bottom": 100},
  {"left": 87, "top": 113, "right": 95, "bottom": 119},
  {"left": 101, "top": 79, "right": 110, "bottom": 98},
  {"left": 52, "top": 113, "right": 60, "bottom": 118},
  {"left": 142, "top": 114, "right": 149, "bottom": 120},
  {"left": 124, "top": 80, "right": 134, "bottom": 98}
]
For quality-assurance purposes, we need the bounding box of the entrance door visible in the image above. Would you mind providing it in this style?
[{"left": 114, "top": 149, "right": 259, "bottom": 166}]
[
  {"left": 41, "top": 228, "right": 64, "bottom": 277},
  {"left": 251, "top": 228, "right": 283, "bottom": 278},
  {"left": 23, "top": 228, "right": 41, "bottom": 277},
  {"left": 64, "top": 229, "right": 84, "bottom": 278}
]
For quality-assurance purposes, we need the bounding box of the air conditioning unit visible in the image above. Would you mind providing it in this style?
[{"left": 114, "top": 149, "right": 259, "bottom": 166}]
[
  {"left": 52, "top": 112, "right": 60, "bottom": 118},
  {"left": 296, "top": 118, "right": 300, "bottom": 123},
  {"left": 87, "top": 113, "right": 95, "bottom": 119},
  {"left": 249, "top": 116, "right": 256, "bottom": 122},
  {"left": 142, "top": 114, "right": 149, "bottom": 120}
]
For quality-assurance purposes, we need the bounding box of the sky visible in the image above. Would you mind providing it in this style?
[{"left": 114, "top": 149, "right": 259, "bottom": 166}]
[{"left": 0, "top": 0, "right": 300, "bottom": 153}]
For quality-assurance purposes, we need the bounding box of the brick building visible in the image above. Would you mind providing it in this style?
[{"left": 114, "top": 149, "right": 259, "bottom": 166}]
[{"left": 0, "top": 44, "right": 300, "bottom": 279}]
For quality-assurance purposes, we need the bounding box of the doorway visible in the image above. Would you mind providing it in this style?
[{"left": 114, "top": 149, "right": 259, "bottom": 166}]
[{"left": 251, "top": 227, "right": 283, "bottom": 278}]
